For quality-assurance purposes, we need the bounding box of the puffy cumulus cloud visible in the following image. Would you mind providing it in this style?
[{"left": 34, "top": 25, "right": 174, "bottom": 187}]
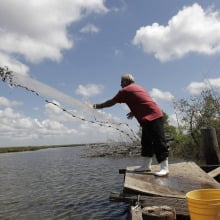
[
  {"left": 80, "top": 23, "right": 100, "bottom": 34},
  {"left": 76, "top": 84, "right": 104, "bottom": 98},
  {"left": 150, "top": 88, "right": 174, "bottom": 102},
  {"left": 0, "top": 98, "right": 134, "bottom": 146},
  {"left": 0, "top": 96, "right": 22, "bottom": 107},
  {"left": 0, "top": 0, "right": 108, "bottom": 72},
  {"left": 187, "top": 77, "right": 220, "bottom": 94},
  {"left": 45, "top": 100, "right": 63, "bottom": 114},
  {"left": 133, "top": 3, "right": 220, "bottom": 62},
  {"left": 0, "top": 52, "right": 29, "bottom": 75},
  {"left": 44, "top": 100, "right": 75, "bottom": 122},
  {"left": 0, "top": 107, "right": 21, "bottom": 119},
  {"left": 0, "top": 104, "right": 79, "bottom": 146}
]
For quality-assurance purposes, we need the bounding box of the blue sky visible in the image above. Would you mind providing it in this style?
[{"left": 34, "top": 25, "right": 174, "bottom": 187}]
[{"left": 0, "top": 0, "right": 220, "bottom": 147}]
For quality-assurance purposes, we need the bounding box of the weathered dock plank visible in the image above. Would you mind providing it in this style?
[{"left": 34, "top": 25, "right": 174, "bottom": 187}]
[
  {"left": 110, "top": 192, "right": 189, "bottom": 217},
  {"left": 124, "top": 162, "right": 220, "bottom": 198}
]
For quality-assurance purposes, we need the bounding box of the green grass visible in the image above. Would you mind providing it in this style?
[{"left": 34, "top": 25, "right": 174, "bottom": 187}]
[{"left": 0, "top": 144, "right": 87, "bottom": 154}]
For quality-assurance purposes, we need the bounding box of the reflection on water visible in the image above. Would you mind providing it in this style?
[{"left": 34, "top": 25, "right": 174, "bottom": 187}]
[{"left": 0, "top": 146, "right": 142, "bottom": 220}]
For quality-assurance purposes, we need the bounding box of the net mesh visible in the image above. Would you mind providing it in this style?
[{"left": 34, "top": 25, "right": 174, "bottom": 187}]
[{"left": 0, "top": 66, "right": 140, "bottom": 143}]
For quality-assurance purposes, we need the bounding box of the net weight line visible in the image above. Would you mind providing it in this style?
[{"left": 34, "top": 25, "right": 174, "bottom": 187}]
[{"left": 0, "top": 66, "right": 140, "bottom": 142}]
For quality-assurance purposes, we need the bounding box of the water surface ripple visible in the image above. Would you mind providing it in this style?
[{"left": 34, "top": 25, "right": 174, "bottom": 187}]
[{"left": 0, "top": 146, "right": 140, "bottom": 220}]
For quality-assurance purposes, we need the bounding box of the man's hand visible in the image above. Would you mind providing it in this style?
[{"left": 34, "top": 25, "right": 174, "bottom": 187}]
[
  {"left": 93, "top": 104, "right": 103, "bottom": 109},
  {"left": 93, "top": 104, "right": 98, "bottom": 109},
  {"left": 126, "top": 112, "right": 134, "bottom": 119}
]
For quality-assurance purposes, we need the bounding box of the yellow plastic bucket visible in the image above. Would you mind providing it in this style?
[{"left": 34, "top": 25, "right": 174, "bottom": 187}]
[{"left": 186, "top": 189, "right": 220, "bottom": 220}]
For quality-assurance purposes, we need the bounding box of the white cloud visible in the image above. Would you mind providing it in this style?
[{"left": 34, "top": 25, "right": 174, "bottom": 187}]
[
  {"left": 0, "top": 52, "right": 29, "bottom": 75},
  {"left": 0, "top": 98, "right": 122, "bottom": 146},
  {"left": 133, "top": 3, "right": 220, "bottom": 62},
  {"left": 45, "top": 100, "right": 63, "bottom": 114},
  {"left": 0, "top": 104, "right": 80, "bottom": 146},
  {"left": 76, "top": 84, "right": 104, "bottom": 98},
  {"left": 187, "top": 77, "right": 220, "bottom": 94},
  {"left": 0, "top": 107, "right": 20, "bottom": 119},
  {"left": 80, "top": 23, "right": 100, "bottom": 33},
  {"left": 44, "top": 101, "right": 75, "bottom": 122},
  {"left": 0, "top": 0, "right": 108, "bottom": 71},
  {"left": 0, "top": 96, "right": 22, "bottom": 107},
  {"left": 150, "top": 88, "right": 174, "bottom": 101}
]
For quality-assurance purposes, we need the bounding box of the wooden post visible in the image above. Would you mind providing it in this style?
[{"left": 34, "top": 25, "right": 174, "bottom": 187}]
[
  {"left": 130, "top": 206, "right": 143, "bottom": 220},
  {"left": 142, "top": 206, "right": 176, "bottom": 220},
  {"left": 201, "top": 127, "right": 220, "bottom": 165}
]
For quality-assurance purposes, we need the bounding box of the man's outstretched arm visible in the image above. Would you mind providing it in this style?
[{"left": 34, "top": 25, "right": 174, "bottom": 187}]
[{"left": 93, "top": 99, "right": 117, "bottom": 109}]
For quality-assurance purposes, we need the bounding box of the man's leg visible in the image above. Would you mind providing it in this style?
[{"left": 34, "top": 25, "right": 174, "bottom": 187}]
[
  {"left": 141, "top": 123, "right": 154, "bottom": 157},
  {"left": 151, "top": 118, "right": 169, "bottom": 176},
  {"left": 151, "top": 118, "right": 169, "bottom": 162},
  {"left": 134, "top": 124, "right": 153, "bottom": 172}
]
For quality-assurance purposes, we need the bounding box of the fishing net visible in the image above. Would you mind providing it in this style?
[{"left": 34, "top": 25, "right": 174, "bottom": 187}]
[{"left": 0, "top": 66, "right": 139, "bottom": 143}]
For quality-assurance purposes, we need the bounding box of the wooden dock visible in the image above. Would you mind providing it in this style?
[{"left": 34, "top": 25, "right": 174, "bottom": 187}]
[
  {"left": 124, "top": 162, "right": 220, "bottom": 198},
  {"left": 110, "top": 162, "right": 220, "bottom": 220}
]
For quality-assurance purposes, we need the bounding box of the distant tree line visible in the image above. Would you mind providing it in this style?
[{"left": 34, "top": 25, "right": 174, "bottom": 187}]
[
  {"left": 136, "top": 89, "right": 220, "bottom": 162},
  {"left": 165, "top": 89, "right": 220, "bottom": 162}
]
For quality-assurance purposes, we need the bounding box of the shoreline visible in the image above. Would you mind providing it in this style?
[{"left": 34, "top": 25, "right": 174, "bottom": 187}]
[
  {"left": 0, "top": 143, "right": 90, "bottom": 154},
  {"left": 0, "top": 143, "right": 141, "bottom": 158}
]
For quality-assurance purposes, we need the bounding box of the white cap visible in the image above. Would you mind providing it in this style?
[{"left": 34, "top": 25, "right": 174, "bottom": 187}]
[{"left": 121, "top": 73, "right": 135, "bottom": 82}]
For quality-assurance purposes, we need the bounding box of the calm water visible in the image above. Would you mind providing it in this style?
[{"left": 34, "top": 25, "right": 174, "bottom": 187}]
[{"left": 0, "top": 145, "right": 142, "bottom": 220}]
